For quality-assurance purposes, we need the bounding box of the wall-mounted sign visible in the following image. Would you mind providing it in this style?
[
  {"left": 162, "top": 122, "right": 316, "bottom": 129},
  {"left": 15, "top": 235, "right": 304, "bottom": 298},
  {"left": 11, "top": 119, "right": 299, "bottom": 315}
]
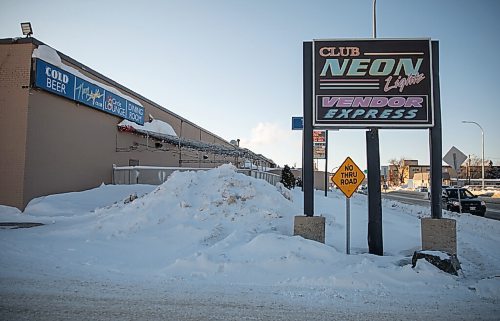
[
  {"left": 313, "top": 39, "right": 433, "bottom": 128},
  {"left": 34, "top": 59, "right": 145, "bottom": 125}
]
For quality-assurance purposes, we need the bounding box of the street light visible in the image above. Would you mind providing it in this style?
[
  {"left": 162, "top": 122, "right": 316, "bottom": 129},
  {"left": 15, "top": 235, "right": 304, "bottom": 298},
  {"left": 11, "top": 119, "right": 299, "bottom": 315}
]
[
  {"left": 462, "top": 120, "right": 485, "bottom": 190},
  {"left": 20, "top": 22, "right": 33, "bottom": 37}
]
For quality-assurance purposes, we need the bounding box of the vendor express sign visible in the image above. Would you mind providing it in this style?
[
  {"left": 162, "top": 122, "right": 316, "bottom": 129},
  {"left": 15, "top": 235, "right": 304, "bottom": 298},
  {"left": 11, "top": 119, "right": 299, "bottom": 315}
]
[{"left": 313, "top": 39, "right": 433, "bottom": 128}]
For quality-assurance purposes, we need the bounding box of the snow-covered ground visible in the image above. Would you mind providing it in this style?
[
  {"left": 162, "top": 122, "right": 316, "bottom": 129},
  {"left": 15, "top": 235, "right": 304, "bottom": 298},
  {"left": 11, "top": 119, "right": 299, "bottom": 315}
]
[{"left": 1, "top": 165, "right": 499, "bottom": 320}]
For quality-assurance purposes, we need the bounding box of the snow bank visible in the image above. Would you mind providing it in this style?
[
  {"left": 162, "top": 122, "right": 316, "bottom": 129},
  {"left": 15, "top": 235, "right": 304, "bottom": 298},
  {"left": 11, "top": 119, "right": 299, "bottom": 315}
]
[
  {"left": 23, "top": 184, "right": 156, "bottom": 218},
  {"left": 0, "top": 164, "right": 499, "bottom": 314}
]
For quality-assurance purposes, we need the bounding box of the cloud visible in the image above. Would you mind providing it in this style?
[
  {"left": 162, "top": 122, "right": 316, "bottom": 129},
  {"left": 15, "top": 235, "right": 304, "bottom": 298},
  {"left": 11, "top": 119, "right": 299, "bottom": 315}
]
[
  {"left": 241, "top": 122, "right": 289, "bottom": 148},
  {"left": 240, "top": 122, "right": 301, "bottom": 167}
]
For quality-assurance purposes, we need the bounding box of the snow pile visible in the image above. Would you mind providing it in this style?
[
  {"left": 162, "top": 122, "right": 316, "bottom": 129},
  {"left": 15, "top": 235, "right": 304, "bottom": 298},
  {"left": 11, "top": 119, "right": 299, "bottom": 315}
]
[
  {"left": 0, "top": 165, "right": 499, "bottom": 316},
  {"left": 118, "top": 119, "right": 177, "bottom": 137},
  {"left": 23, "top": 183, "right": 155, "bottom": 218},
  {"left": 94, "top": 164, "right": 295, "bottom": 234},
  {"left": 86, "top": 164, "right": 303, "bottom": 281}
]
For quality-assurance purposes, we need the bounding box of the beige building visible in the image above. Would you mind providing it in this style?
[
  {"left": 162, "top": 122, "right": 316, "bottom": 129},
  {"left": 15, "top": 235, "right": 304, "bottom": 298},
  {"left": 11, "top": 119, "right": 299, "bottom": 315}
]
[
  {"left": 0, "top": 37, "right": 274, "bottom": 210},
  {"left": 386, "top": 160, "right": 454, "bottom": 187}
]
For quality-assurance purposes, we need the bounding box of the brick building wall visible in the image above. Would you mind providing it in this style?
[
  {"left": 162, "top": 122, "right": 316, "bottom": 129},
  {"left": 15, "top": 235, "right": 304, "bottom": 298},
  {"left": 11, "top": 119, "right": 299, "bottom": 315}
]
[{"left": 0, "top": 42, "right": 33, "bottom": 208}]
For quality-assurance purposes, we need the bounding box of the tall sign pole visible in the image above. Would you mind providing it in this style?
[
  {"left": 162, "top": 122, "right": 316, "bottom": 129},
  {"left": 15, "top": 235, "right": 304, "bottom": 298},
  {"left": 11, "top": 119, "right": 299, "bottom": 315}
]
[
  {"left": 429, "top": 40, "right": 443, "bottom": 219},
  {"left": 303, "top": 42, "right": 314, "bottom": 217},
  {"left": 366, "top": 0, "right": 383, "bottom": 255},
  {"left": 325, "top": 131, "right": 328, "bottom": 197}
]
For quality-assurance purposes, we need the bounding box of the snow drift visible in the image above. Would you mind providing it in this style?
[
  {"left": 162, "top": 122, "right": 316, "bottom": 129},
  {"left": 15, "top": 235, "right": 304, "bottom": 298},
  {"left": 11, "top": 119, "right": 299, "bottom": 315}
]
[{"left": 0, "top": 165, "right": 499, "bottom": 317}]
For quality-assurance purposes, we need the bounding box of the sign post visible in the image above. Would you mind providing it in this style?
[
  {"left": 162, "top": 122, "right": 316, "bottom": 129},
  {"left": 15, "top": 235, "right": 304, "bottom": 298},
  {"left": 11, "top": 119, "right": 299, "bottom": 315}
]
[
  {"left": 332, "top": 157, "right": 366, "bottom": 254},
  {"left": 443, "top": 146, "right": 467, "bottom": 180},
  {"left": 443, "top": 146, "right": 467, "bottom": 214},
  {"left": 346, "top": 197, "right": 350, "bottom": 254}
]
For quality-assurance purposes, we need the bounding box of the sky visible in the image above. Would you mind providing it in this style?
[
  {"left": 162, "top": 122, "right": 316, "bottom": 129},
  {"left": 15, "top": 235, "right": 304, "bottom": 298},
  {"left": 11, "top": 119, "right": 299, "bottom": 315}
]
[{"left": 1, "top": 0, "right": 500, "bottom": 170}]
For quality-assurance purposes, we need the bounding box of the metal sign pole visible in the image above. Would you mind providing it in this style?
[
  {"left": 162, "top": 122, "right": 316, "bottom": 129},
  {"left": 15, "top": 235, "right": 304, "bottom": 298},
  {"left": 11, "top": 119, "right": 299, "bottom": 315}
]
[
  {"left": 458, "top": 188, "right": 462, "bottom": 214},
  {"left": 346, "top": 197, "right": 351, "bottom": 254},
  {"left": 303, "top": 41, "right": 314, "bottom": 217},
  {"left": 325, "top": 130, "right": 328, "bottom": 197},
  {"left": 366, "top": 0, "right": 383, "bottom": 256},
  {"left": 429, "top": 40, "right": 443, "bottom": 219}
]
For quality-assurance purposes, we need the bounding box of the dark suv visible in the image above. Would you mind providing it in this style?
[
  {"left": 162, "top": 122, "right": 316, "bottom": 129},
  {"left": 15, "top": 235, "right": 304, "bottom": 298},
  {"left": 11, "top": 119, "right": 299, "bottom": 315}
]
[{"left": 442, "top": 187, "right": 486, "bottom": 216}]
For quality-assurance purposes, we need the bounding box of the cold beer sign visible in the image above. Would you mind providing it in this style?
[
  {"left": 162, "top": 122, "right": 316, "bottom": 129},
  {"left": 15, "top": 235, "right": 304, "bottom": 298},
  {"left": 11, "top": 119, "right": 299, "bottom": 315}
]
[
  {"left": 332, "top": 157, "right": 365, "bottom": 198},
  {"left": 313, "top": 39, "right": 433, "bottom": 128}
]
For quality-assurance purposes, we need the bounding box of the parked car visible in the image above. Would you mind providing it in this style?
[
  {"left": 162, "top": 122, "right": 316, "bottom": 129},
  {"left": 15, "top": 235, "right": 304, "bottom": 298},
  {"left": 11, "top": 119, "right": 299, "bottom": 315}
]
[
  {"left": 416, "top": 186, "right": 428, "bottom": 193},
  {"left": 441, "top": 187, "right": 486, "bottom": 216},
  {"left": 357, "top": 185, "right": 368, "bottom": 194}
]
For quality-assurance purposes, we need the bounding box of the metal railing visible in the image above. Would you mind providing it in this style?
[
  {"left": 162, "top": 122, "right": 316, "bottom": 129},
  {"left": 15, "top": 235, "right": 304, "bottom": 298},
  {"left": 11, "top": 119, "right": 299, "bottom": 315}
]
[{"left": 112, "top": 165, "right": 281, "bottom": 186}]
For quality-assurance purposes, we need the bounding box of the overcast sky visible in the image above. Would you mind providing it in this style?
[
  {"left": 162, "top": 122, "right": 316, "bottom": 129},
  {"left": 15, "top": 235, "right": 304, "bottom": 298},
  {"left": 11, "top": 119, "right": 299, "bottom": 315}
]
[{"left": 2, "top": 0, "right": 499, "bottom": 170}]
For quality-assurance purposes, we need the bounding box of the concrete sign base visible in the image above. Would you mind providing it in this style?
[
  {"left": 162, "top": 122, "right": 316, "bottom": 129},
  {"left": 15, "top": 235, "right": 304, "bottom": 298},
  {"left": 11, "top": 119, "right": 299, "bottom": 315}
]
[
  {"left": 421, "top": 218, "right": 457, "bottom": 255},
  {"left": 294, "top": 216, "right": 326, "bottom": 244}
]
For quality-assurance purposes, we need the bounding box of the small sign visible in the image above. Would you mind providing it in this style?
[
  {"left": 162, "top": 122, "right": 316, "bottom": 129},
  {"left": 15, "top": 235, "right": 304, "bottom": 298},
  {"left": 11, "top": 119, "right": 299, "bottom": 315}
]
[
  {"left": 313, "top": 142, "right": 326, "bottom": 159},
  {"left": 332, "top": 157, "right": 365, "bottom": 198},
  {"left": 313, "top": 130, "right": 326, "bottom": 159},
  {"left": 292, "top": 116, "right": 304, "bottom": 130},
  {"left": 443, "top": 146, "right": 467, "bottom": 172},
  {"left": 313, "top": 130, "right": 326, "bottom": 142}
]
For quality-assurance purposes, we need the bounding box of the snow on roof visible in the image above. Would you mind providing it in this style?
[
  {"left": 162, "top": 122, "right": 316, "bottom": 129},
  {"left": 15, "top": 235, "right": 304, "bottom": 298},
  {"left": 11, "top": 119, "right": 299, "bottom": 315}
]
[
  {"left": 32, "top": 45, "right": 143, "bottom": 107},
  {"left": 119, "top": 119, "right": 177, "bottom": 137}
]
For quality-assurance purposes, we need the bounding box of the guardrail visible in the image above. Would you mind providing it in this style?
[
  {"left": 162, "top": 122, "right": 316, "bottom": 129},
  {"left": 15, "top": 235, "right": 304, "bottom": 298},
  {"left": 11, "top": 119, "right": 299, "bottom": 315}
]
[{"left": 112, "top": 165, "right": 281, "bottom": 187}]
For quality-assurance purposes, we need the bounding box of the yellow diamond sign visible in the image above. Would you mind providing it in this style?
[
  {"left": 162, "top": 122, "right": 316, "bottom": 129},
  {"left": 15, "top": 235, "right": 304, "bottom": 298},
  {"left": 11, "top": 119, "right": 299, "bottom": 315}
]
[{"left": 332, "top": 157, "right": 365, "bottom": 198}]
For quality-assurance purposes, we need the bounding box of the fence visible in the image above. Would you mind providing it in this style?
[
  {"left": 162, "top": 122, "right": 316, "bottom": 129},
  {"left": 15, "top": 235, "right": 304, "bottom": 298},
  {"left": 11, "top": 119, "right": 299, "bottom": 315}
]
[{"left": 112, "top": 165, "right": 281, "bottom": 187}]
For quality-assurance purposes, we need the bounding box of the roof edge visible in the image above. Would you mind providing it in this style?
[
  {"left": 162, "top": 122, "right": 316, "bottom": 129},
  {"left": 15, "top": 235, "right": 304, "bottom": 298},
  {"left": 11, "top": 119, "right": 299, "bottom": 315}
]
[{"left": 0, "top": 37, "right": 234, "bottom": 149}]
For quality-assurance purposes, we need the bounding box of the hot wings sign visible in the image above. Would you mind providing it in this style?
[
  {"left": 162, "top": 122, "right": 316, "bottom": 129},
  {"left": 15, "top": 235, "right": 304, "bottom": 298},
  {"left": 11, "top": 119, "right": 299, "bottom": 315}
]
[{"left": 313, "top": 39, "right": 433, "bottom": 128}]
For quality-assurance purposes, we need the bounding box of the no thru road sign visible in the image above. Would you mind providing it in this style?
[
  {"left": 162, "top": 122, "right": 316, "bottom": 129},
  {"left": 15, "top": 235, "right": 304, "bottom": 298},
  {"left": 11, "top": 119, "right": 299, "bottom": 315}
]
[{"left": 332, "top": 157, "right": 365, "bottom": 198}]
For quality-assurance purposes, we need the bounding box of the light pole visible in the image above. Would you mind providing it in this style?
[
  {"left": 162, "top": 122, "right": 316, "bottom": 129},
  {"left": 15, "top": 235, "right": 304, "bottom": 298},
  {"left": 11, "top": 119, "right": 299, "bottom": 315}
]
[{"left": 462, "top": 121, "right": 485, "bottom": 190}]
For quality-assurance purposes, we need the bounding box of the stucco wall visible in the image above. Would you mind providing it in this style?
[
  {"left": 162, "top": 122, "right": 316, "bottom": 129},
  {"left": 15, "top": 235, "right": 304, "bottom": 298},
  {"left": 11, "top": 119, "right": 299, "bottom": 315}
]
[{"left": 0, "top": 39, "right": 251, "bottom": 209}]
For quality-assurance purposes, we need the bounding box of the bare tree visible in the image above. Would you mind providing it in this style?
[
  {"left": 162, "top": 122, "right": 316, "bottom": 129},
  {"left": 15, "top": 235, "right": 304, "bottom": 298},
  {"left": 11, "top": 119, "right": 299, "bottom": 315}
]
[
  {"left": 486, "top": 160, "right": 500, "bottom": 179},
  {"left": 467, "top": 155, "right": 483, "bottom": 178},
  {"left": 466, "top": 155, "right": 486, "bottom": 179},
  {"left": 388, "top": 157, "right": 408, "bottom": 186}
]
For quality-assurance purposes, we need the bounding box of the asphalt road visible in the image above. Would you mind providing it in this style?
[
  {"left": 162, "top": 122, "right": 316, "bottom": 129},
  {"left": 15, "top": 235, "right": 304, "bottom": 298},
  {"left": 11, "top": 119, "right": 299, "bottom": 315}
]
[
  {"left": 382, "top": 190, "right": 500, "bottom": 221},
  {"left": 1, "top": 277, "right": 496, "bottom": 321}
]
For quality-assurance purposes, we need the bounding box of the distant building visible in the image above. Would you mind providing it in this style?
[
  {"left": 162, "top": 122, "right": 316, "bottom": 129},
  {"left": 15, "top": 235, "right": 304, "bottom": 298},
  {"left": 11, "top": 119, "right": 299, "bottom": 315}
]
[{"left": 386, "top": 160, "right": 454, "bottom": 187}]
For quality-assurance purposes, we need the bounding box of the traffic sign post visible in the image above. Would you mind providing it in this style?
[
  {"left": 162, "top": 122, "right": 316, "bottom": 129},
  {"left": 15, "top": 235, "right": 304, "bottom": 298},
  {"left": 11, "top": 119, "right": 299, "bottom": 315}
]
[
  {"left": 332, "top": 157, "right": 365, "bottom": 198},
  {"left": 332, "top": 157, "right": 366, "bottom": 254},
  {"left": 443, "top": 146, "right": 467, "bottom": 213},
  {"left": 443, "top": 146, "right": 467, "bottom": 179}
]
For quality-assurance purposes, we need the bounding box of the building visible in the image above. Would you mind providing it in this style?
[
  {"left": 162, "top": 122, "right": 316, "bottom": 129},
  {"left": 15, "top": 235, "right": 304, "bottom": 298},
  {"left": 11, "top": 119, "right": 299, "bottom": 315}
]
[
  {"left": 0, "top": 37, "right": 274, "bottom": 210},
  {"left": 384, "top": 158, "right": 500, "bottom": 188},
  {"left": 386, "top": 160, "right": 454, "bottom": 187}
]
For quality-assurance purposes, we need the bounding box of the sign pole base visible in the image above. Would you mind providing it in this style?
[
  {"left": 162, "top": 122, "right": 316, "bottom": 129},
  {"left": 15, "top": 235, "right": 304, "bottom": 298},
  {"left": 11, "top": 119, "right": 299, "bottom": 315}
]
[
  {"left": 421, "top": 218, "right": 457, "bottom": 255},
  {"left": 293, "top": 216, "right": 326, "bottom": 244}
]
